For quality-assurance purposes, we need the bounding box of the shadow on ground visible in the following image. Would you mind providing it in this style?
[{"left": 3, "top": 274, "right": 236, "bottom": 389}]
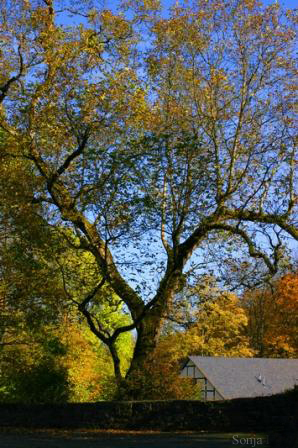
[{"left": 0, "top": 430, "right": 270, "bottom": 448}]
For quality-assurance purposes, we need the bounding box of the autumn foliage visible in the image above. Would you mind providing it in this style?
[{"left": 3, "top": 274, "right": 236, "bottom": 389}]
[
  {"left": 0, "top": 0, "right": 297, "bottom": 398},
  {"left": 244, "top": 273, "right": 298, "bottom": 358}
]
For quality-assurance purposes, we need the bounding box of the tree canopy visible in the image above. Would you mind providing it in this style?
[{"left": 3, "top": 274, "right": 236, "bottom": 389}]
[
  {"left": 0, "top": 0, "right": 297, "bottom": 395},
  {"left": 244, "top": 271, "right": 298, "bottom": 358}
]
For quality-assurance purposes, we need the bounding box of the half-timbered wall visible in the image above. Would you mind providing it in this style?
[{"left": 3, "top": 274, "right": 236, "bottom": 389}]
[{"left": 180, "top": 360, "right": 224, "bottom": 401}]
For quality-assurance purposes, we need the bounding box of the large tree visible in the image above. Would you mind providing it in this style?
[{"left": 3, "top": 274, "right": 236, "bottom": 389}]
[{"left": 0, "top": 0, "right": 297, "bottom": 394}]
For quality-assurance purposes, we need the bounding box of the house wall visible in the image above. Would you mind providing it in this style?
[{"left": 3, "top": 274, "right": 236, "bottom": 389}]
[{"left": 180, "top": 360, "right": 224, "bottom": 401}]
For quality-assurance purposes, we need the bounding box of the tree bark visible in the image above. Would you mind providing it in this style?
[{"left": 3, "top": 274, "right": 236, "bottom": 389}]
[
  {"left": 127, "top": 310, "right": 163, "bottom": 376},
  {"left": 123, "top": 261, "right": 184, "bottom": 397},
  {"left": 108, "top": 342, "right": 122, "bottom": 384}
]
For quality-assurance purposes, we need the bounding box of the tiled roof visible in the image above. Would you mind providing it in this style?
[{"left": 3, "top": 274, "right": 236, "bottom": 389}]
[{"left": 188, "top": 356, "right": 298, "bottom": 399}]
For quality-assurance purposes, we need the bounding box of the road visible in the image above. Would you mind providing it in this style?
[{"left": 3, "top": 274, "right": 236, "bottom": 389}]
[{"left": 0, "top": 430, "right": 270, "bottom": 448}]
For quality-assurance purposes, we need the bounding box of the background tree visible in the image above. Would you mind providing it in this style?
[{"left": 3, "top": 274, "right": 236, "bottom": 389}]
[
  {"left": 0, "top": 195, "right": 133, "bottom": 402},
  {"left": 0, "top": 0, "right": 297, "bottom": 396},
  {"left": 0, "top": 313, "right": 111, "bottom": 403},
  {"left": 243, "top": 271, "right": 298, "bottom": 358},
  {"left": 176, "top": 292, "right": 253, "bottom": 358}
]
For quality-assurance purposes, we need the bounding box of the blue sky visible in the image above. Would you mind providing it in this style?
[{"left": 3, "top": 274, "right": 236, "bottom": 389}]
[
  {"left": 116, "top": 0, "right": 297, "bottom": 10},
  {"left": 95, "top": 0, "right": 297, "bottom": 13},
  {"left": 60, "top": 1, "right": 297, "bottom": 29},
  {"left": 159, "top": 0, "right": 297, "bottom": 8}
]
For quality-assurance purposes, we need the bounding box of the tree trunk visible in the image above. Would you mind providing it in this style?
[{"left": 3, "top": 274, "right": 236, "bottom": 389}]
[
  {"left": 108, "top": 342, "right": 122, "bottom": 384},
  {"left": 116, "top": 313, "right": 162, "bottom": 399},
  {"left": 128, "top": 314, "right": 163, "bottom": 375},
  {"left": 121, "top": 265, "right": 184, "bottom": 397}
]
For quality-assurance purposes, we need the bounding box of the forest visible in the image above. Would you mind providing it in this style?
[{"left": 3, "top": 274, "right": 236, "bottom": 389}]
[{"left": 0, "top": 0, "right": 297, "bottom": 402}]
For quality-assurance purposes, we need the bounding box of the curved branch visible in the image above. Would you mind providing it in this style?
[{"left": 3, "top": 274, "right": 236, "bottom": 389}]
[
  {"left": 27, "top": 137, "right": 146, "bottom": 319},
  {"left": 47, "top": 128, "right": 90, "bottom": 191},
  {"left": 224, "top": 209, "right": 298, "bottom": 240},
  {"left": 78, "top": 278, "right": 106, "bottom": 311},
  {"left": 211, "top": 223, "right": 278, "bottom": 274}
]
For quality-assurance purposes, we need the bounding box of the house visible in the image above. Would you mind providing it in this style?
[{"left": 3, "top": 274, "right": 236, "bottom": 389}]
[{"left": 180, "top": 356, "right": 298, "bottom": 401}]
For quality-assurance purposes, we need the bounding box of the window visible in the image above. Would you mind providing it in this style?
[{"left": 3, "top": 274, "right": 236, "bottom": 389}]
[
  {"left": 200, "top": 379, "right": 216, "bottom": 401},
  {"left": 186, "top": 365, "right": 195, "bottom": 378}
]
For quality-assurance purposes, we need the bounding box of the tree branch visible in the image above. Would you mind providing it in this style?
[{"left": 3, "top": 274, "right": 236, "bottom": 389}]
[
  {"left": 211, "top": 223, "right": 278, "bottom": 274},
  {"left": 224, "top": 209, "right": 298, "bottom": 240},
  {"left": 47, "top": 128, "right": 90, "bottom": 191},
  {"left": 0, "top": 45, "right": 24, "bottom": 104}
]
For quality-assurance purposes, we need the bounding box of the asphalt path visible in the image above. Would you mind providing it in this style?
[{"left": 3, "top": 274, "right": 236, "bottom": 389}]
[{"left": 0, "top": 430, "right": 270, "bottom": 448}]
